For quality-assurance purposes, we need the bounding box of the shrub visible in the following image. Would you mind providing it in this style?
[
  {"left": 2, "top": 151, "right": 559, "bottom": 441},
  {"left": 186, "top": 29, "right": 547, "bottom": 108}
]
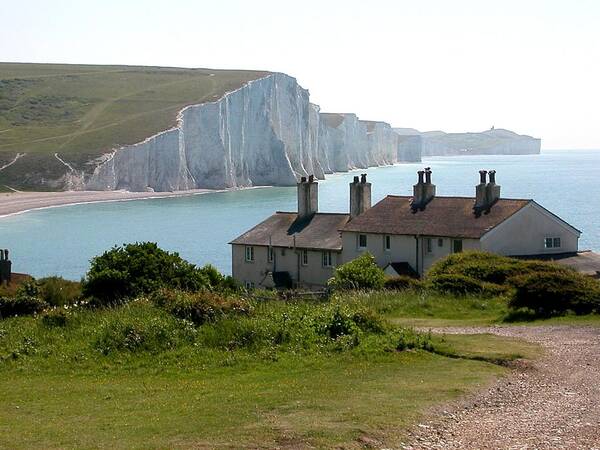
[
  {"left": 0, "top": 295, "right": 47, "bottom": 318},
  {"left": 93, "top": 314, "right": 195, "bottom": 354},
  {"left": 427, "top": 273, "right": 486, "bottom": 296},
  {"left": 37, "top": 277, "right": 81, "bottom": 307},
  {"left": 82, "top": 242, "right": 211, "bottom": 304},
  {"left": 428, "top": 251, "right": 571, "bottom": 285},
  {"left": 328, "top": 253, "right": 385, "bottom": 291},
  {"left": 151, "top": 288, "right": 251, "bottom": 325},
  {"left": 508, "top": 271, "right": 600, "bottom": 317},
  {"left": 41, "top": 308, "right": 70, "bottom": 327},
  {"left": 0, "top": 281, "right": 47, "bottom": 318},
  {"left": 384, "top": 275, "right": 422, "bottom": 291}
]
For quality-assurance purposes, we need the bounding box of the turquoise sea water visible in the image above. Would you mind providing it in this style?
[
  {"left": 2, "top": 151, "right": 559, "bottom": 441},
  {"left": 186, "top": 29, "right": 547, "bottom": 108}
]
[{"left": 1, "top": 150, "right": 598, "bottom": 280}]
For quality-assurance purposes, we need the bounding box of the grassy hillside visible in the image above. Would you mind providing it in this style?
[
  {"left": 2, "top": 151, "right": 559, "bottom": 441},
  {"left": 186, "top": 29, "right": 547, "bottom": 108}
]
[
  {"left": 0, "top": 63, "right": 269, "bottom": 189},
  {"left": 0, "top": 293, "right": 540, "bottom": 449}
]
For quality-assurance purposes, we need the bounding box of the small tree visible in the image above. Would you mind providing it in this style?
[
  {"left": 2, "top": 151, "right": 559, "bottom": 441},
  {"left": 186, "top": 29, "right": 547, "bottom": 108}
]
[
  {"left": 82, "top": 242, "right": 210, "bottom": 304},
  {"left": 328, "top": 252, "right": 385, "bottom": 290}
]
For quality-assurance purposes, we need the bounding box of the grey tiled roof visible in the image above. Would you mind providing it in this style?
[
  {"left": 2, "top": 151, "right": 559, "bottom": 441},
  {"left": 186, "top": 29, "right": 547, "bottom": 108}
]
[{"left": 230, "top": 212, "right": 350, "bottom": 250}]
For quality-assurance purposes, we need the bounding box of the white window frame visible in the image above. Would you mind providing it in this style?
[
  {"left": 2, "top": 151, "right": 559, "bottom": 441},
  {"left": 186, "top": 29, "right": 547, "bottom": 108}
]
[
  {"left": 384, "top": 235, "right": 391, "bottom": 252},
  {"left": 438, "top": 238, "right": 444, "bottom": 248},
  {"left": 245, "top": 281, "right": 255, "bottom": 289},
  {"left": 301, "top": 249, "right": 309, "bottom": 266},
  {"left": 358, "top": 234, "right": 367, "bottom": 249},
  {"left": 545, "top": 237, "right": 562, "bottom": 249},
  {"left": 267, "top": 246, "right": 274, "bottom": 263},
  {"left": 322, "top": 250, "right": 333, "bottom": 267},
  {"left": 245, "top": 246, "right": 254, "bottom": 262}
]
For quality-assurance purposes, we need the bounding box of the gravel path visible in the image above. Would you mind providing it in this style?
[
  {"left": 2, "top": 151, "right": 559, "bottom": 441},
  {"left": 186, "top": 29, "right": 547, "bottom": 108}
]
[{"left": 403, "top": 325, "right": 600, "bottom": 449}]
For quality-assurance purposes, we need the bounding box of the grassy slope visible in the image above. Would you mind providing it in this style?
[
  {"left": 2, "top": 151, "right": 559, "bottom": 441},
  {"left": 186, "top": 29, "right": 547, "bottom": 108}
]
[
  {"left": 0, "top": 294, "right": 541, "bottom": 449},
  {"left": 0, "top": 63, "right": 269, "bottom": 189}
]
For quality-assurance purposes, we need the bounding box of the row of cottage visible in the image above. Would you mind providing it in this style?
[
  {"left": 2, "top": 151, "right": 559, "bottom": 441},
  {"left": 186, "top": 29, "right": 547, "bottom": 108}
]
[{"left": 230, "top": 169, "right": 581, "bottom": 289}]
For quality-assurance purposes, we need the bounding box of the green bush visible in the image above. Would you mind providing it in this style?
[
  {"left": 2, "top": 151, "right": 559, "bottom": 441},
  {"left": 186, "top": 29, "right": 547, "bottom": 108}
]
[
  {"left": 37, "top": 277, "right": 81, "bottom": 307},
  {"left": 508, "top": 271, "right": 600, "bottom": 317},
  {"left": 427, "top": 273, "right": 486, "bottom": 296},
  {"left": 93, "top": 312, "right": 196, "bottom": 354},
  {"left": 0, "top": 295, "right": 47, "bottom": 318},
  {"left": 384, "top": 275, "right": 422, "bottom": 291},
  {"left": 0, "top": 281, "right": 47, "bottom": 318},
  {"left": 151, "top": 288, "right": 251, "bottom": 325},
  {"left": 428, "top": 251, "right": 571, "bottom": 285},
  {"left": 82, "top": 242, "right": 211, "bottom": 304},
  {"left": 41, "top": 308, "right": 70, "bottom": 327},
  {"left": 328, "top": 253, "right": 385, "bottom": 291}
]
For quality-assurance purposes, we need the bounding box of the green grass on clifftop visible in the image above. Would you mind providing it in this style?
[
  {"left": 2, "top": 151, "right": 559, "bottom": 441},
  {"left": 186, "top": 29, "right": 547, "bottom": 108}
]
[{"left": 0, "top": 62, "right": 269, "bottom": 189}]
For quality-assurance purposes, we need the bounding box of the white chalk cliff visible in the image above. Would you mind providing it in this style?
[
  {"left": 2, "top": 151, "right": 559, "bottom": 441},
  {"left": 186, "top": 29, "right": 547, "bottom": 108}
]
[{"left": 86, "top": 73, "right": 421, "bottom": 192}]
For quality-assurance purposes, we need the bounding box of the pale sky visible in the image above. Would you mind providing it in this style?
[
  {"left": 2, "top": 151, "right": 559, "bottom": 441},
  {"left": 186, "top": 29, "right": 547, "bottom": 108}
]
[{"left": 1, "top": 0, "right": 599, "bottom": 149}]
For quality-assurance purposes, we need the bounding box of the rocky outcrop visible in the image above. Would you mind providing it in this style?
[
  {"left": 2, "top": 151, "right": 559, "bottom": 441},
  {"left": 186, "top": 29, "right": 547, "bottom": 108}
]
[
  {"left": 394, "top": 128, "right": 541, "bottom": 157},
  {"left": 86, "top": 74, "right": 421, "bottom": 192}
]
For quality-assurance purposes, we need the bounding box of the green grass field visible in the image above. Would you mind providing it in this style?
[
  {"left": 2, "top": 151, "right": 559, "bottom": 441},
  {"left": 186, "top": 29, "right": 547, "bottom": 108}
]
[
  {"left": 0, "top": 293, "right": 541, "bottom": 449},
  {"left": 0, "top": 62, "right": 269, "bottom": 189}
]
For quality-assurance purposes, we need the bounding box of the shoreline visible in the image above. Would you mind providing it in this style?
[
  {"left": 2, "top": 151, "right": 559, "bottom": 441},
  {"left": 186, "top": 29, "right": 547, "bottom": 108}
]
[{"left": 0, "top": 187, "right": 270, "bottom": 219}]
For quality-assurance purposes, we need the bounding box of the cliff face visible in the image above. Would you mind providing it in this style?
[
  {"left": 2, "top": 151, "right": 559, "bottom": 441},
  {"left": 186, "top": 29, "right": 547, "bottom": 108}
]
[
  {"left": 86, "top": 74, "right": 421, "bottom": 192},
  {"left": 394, "top": 128, "right": 541, "bottom": 157}
]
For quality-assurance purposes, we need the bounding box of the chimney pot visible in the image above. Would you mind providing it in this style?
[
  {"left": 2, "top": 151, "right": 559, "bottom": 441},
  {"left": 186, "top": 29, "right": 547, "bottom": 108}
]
[
  {"left": 360, "top": 173, "right": 367, "bottom": 183},
  {"left": 417, "top": 170, "right": 425, "bottom": 184},
  {"left": 425, "top": 168, "right": 432, "bottom": 184},
  {"left": 353, "top": 176, "right": 359, "bottom": 183},
  {"left": 479, "top": 170, "right": 487, "bottom": 184},
  {"left": 488, "top": 170, "right": 496, "bottom": 184},
  {"left": 308, "top": 174, "right": 314, "bottom": 183},
  {"left": 300, "top": 176, "right": 307, "bottom": 183}
]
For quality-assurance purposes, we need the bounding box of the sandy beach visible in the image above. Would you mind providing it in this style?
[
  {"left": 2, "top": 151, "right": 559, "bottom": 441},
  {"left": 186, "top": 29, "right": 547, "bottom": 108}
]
[{"left": 0, "top": 189, "right": 225, "bottom": 218}]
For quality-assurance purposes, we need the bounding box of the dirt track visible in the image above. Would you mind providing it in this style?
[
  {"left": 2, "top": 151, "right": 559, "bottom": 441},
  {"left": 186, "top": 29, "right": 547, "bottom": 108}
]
[{"left": 403, "top": 325, "right": 600, "bottom": 449}]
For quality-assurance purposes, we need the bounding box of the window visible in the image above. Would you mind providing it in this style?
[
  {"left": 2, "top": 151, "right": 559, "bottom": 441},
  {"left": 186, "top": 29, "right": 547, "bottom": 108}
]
[
  {"left": 452, "top": 239, "right": 463, "bottom": 253},
  {"left": 322, "top": 251, "right": 333, "bottom": 267},
  {"left": 384, "top": 235, "right": 391, "bottom": 251},
  {"left": 245, "top": 246, "right": 254, "bottom": 262},
  {"left": 438, "top": 238, "right": 444, "bottom": 247},
  {"left": 267, "top": 246, "right": 274, "bottom": 263},
  {"left": 426, "top": 238, "right": 433, "bottom": 253},
  {"left": 358, "top": 234, "right": 367, "bottom": 249},
  {"left": 545, "top": 237, "right": 562, "bottom": 249},
  {"left": 301, "top": 249, "right": 309, "bottom": 266},
  {"left": 245, "top": 281, "right": 255, "bottom": 289}
]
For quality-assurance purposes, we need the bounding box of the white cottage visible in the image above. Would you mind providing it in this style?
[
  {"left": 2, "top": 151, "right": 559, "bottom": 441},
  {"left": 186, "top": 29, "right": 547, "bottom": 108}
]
[{"left": 230, "top": 170, "right": 581, "bottom": 288}]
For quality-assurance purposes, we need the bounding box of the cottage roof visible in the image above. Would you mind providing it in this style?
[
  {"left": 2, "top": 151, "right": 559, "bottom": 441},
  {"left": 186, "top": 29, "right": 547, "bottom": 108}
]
[
  {"left": 230, "top": 212, "right": 350, "bottom": 250},
  {"left": 340, "top": 195, "right": 531, "bottom": 239}
]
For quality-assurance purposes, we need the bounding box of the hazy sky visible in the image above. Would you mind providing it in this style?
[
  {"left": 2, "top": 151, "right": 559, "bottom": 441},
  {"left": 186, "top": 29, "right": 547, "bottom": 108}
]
[{"left": 1, "top": 0, "right": 599, "bottom": 149}]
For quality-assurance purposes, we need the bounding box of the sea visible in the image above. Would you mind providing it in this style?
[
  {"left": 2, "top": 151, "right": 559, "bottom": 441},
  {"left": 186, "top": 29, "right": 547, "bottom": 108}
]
[{"left": 1, "top": 149, "right": 598, "bottom": 280}]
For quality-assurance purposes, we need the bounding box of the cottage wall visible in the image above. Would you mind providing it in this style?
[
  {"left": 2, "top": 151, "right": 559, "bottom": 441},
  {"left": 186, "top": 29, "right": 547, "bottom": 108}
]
[
  {"left": 340, "top": 232, "right": 479, "bottom": 275},
  {"left": 480, "top": 203, "right": 580, "bottom": 256},
  {"left": 232, "top": 244, "right": 339, "bottom": 289}
]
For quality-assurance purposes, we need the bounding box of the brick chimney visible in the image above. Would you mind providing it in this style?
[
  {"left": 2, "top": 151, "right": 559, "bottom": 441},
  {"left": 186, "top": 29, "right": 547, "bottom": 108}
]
[
  {"left": 349, "top": 173, "right": 372, "bottom": 218},
  {"left": 486, "top": 170, "right": 501, "bottom": 205},
  {"left": 474, "top": 170, "right": 488, "bottom": 210},
  {"left": 412, "top": 168, "right": 436, "bottom": 211},
  {"left": 297, "top": 175, "right": 318, "bottom": 219},
  {"left": 0, "top": 249, "right": 11, "bottom": 285}
]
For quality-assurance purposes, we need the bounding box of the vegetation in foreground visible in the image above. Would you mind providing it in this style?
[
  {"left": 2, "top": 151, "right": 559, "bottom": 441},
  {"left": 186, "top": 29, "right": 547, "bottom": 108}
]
[
  {"left": 0, "top": 293, "right": 538, "bottom": 449},
  {"left": 1, "top": 245, "right": 597, "bottom": 447}
]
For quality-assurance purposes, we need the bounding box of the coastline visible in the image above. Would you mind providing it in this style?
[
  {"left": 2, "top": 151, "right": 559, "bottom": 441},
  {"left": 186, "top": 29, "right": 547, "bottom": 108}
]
[{"left": 0, "top": 187, "right": 269, "bottom": 219}]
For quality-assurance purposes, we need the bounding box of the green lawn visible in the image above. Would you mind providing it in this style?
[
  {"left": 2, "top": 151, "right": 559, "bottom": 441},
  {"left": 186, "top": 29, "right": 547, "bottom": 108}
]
[
  {"left": 0, "top": 295, "right": 540, "bottom": 449},
  {"left": 0, "top": 62, "right": 269, "bottom": 189}
]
